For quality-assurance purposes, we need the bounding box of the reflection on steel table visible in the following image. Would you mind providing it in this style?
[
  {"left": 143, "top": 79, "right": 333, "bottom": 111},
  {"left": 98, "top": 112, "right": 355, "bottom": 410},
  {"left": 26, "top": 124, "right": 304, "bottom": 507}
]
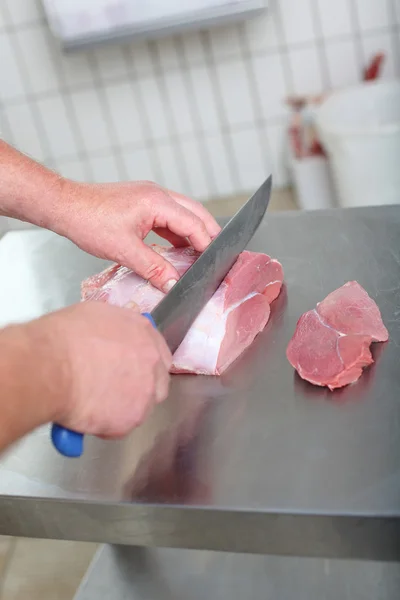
[{"left": 0, "top": 207, "right": 399, "bottom": 562}]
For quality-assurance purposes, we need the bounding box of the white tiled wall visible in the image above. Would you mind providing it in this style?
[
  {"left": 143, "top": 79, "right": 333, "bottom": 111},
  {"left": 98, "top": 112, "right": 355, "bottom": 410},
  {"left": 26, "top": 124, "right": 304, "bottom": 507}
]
[{"left": 0, "top": 0, "right": 399, "bottom": 202}]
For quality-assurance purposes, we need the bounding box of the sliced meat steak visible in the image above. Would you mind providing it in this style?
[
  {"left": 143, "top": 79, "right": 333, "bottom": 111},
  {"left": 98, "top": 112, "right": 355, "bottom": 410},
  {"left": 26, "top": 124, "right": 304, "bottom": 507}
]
[
  {"left": 82, "top": 245, "right": 284, "bottom": 375},
  {"left": 286, "top": 281, "right": 389, "bottom": 390}
]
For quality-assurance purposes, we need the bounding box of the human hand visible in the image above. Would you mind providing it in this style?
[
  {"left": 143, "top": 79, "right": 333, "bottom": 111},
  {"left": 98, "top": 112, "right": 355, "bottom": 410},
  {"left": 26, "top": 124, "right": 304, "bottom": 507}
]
[
  {"left": 56, "top": 180, "right": 221, "bottom": 292},
  {"left": 35, "top": 301, "right": 172, "bottom": 439}
]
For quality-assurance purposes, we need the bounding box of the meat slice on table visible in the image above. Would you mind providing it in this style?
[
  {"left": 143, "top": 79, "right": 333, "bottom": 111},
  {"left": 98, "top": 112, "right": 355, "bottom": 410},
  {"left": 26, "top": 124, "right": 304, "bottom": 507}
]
[
  {"left": 286, "top": 281, "right": 389, "bottom": 390},
  {"left": 82, "top": 245, "right": 284, "bottom": 375},
  {"left": 82, "top": 246, "right": 283, "bottom": 375}
]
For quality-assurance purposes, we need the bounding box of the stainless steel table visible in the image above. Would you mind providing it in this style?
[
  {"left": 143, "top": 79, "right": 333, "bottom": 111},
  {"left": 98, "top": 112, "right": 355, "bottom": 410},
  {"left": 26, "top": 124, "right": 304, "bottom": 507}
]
[{"left": 0, "top": 207, "right": 399, "bottom": 598}]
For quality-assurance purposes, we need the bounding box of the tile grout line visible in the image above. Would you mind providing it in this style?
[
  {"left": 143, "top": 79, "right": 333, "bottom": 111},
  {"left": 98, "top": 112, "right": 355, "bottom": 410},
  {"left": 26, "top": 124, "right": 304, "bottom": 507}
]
[
  {"left": 310, "top": 0, "right": 333, "bottom": 89},
  {"left": 30, "top": 114, "right": 291, "bottom": 170},
  {"left": 121, "top": 43, "right": 164, "bottom": 183},
  {"left": 200, "top": 29, "right": 242, "bottom": 192},
  {"left": 148, "top": 40, "right": 193, "bottom": 194},
  {"left": 1, "top": 25, "right": 398, "bottom": 108},
  {"left": 42, "top": 30, "right": 95, "bottom": 181},
  {"left": 237, "top": 21, "right": 274, "bottom": 177},
  {"left": 87, "top": 50, "right": 129, "bottom": 182},
  {"left": 1, "top": 4, "right": 52, "bottom": 164},
  {"left": 174, "top": 34, "right": 218, "bottom": 197}
]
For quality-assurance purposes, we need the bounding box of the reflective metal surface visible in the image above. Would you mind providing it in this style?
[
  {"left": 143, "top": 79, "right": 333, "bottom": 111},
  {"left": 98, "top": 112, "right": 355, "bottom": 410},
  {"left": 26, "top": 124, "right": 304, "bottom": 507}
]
[
  {"left": 0, "top": 207, "right": 399, "bottom": 560},
  {"left": 75, "top": 545, "right": 400, "bottom": 600}
]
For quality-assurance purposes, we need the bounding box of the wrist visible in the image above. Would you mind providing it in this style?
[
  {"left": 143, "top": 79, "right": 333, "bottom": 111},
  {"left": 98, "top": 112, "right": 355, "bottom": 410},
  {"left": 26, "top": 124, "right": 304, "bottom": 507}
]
[
  {"left": 0, "top": 320, "right": 71, "bottom": 431},
  {"left": 0, "top": 141, "right": 79, "bottom": 235}
]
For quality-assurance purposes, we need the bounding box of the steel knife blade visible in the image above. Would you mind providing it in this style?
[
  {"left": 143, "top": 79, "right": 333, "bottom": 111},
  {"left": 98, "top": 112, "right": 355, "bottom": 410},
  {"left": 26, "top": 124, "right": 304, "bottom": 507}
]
[{"left": 150, "top": 174, "right": 272, "bottom": 353}]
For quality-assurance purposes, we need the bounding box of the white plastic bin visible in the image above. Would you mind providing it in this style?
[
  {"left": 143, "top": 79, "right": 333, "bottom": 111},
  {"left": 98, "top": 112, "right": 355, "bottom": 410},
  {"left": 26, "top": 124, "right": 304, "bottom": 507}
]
[
  {"left": 316, "top": 80, "right": 400, "bottom": 208},
  {"left": 289, "top": 151, "right": 336, "bottom": 210}
]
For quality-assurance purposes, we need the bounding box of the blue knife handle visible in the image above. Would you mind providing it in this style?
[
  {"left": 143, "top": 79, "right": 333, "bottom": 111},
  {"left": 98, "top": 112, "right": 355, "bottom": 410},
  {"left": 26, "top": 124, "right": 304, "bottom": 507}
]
[{"left": 51, "top": 312, "right": 156, "bottom": 458}]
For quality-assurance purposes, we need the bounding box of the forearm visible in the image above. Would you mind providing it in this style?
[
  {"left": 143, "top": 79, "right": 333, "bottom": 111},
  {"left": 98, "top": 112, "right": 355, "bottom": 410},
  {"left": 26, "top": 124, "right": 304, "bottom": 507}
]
[
  {"left": 0, "top": 140, "right": 69, "bottom": 231},
  {"left": 0, "top": 322, "right": 66, "bottom": 452}
]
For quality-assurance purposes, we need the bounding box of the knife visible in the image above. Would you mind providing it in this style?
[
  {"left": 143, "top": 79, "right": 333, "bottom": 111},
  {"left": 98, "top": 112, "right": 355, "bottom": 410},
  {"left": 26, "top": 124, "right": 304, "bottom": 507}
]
[{"left": 51, "top": 175, "right": 272, "bottom": 457}]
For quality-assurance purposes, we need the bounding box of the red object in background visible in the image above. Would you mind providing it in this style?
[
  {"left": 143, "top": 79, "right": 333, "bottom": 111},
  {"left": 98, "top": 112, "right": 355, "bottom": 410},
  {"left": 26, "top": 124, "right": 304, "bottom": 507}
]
[
  {"left": 363, "top": 52, "right": 385, "bottom": 81},
  {"left": 286, "top": 53, "right": 385, "bottom": 160}
]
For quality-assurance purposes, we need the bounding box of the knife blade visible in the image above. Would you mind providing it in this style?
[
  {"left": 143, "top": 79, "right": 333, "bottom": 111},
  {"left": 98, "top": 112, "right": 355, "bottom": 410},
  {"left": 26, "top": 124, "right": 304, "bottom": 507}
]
[
  {"left": 149, "top": 174, "right": 272, "bottom": 352},
  {"left": 51, "top": 175, "right": 272, "bottom": 457}
]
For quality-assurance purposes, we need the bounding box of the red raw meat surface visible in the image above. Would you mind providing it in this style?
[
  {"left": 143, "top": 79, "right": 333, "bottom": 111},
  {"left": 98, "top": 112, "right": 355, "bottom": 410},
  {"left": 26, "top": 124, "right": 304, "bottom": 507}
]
[
  {"left": 82, "top": 245, "right": 284, "bottom": 375},
  {"left": 286, "top": 281, "right": 389, "bottom": 390}
]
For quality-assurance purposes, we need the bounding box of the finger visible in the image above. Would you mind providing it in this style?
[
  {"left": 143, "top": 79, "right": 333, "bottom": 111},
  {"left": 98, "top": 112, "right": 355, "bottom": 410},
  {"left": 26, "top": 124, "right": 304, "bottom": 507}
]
[
  {"left": 166, "top": 190, "right": 221, "bottom": 238},
  {"left": 118, "top": 238, "right": 180, "bottom": 292},
  {"left": 154, "top": 359, "right": 171, "bottom": 404},
  {"left": 153, "top": 227, "right": 190, "bottom": 248},
  {"left": 153, "top": 331, "right": 173, "bottom": 371},
  {"left": 155, "top": 202, "right": 212, "bottom": 252},
  {"left": 124, "top": 300, "right": 140, "bottom": 311}
]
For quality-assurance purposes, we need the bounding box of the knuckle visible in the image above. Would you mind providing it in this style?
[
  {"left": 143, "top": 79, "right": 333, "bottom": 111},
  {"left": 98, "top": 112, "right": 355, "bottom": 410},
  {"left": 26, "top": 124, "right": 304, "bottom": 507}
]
[{"left": 142, "top": 261, "right": 167, "bottom": 281}]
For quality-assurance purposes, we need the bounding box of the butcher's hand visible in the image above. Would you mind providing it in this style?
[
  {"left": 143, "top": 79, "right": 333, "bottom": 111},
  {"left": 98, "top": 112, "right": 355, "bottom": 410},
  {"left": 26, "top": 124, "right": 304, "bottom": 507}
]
[
  {"left": 0, "top": 140, "right": 221, "bottom": 292},
  {"left": 56, "top": 180, "right": 221, "bottom": 292},
  {"left": 0, "top": 302, "right": 172, "bottom": 451}
]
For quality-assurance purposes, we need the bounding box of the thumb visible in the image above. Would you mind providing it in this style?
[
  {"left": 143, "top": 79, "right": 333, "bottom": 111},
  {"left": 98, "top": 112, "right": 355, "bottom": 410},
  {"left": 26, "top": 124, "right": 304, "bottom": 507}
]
[{"left": 123, "top": 239, "right": 179, "bottom": 292}]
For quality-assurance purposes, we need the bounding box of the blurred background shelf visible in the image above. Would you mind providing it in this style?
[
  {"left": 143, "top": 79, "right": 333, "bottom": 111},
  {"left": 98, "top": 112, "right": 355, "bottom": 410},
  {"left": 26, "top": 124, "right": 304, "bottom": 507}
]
[{"left": 42, "top": 0, "right": 267, "bottom": 51}]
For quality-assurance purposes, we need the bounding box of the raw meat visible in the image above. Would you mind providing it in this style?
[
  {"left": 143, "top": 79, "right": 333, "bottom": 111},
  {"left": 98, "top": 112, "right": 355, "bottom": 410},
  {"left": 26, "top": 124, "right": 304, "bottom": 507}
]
[
  {"left": 286, "top": 281, "right": 389, "bottom": 390},
  {"left": 82, "top": 245, "right": 284, "bottom": 375}
]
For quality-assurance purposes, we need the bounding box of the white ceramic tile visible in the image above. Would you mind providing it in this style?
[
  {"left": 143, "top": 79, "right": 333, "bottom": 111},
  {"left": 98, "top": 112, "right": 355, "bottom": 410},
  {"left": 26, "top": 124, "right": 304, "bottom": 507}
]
[
  {"left": 0, "top": 109, "right": 13, "bottom": 143},
  {"left": 266, "top": 122, "right": 289, "bottom": 188},
  {"left": 5, "top": 0, "right": 42, "bottom": 25},
  {"left": 0, "top": 32, "right": 26, "bottom": 101},
  {"left": 92, "top": 44, "right": 130, "bottom": 82},
  {"left": 244, "top": 10, "right": 280, "bottom": 52},
  {"left": 57, "top": 52, "right": 96, "bottom": 88},
  {"left": 163, "top": 70, "right": 195, "bottom": 136},
  {"left": 156, "top": 36, "right": 180, "bottom": 70},
  {"left": 325, "top": 38, "right": 360, "bottom": 88},
  {"left": 361, "top": 30, "right": 399, "bottom": 80},
  {"left": 0, "top": 5, "right": 10, "bottom": 27},
  {"left": 288, "top": 45, "right": 323, "bottom": 94},
  {"left": 178, "top": 138, "right": 211, "bottom": 199},
  {"left": 394, "top": 0, "right": 400, "bottom": 25},
  {"left": 278, "top": 0, "right": 316, "bottom": 45},
  {"left": 15, "top": 25, "right": 61, "bottom": 94},
  {"left": 57, "top": 159, "right": 88, "bottom": 182},
  {"left": 230, "top": 127, "right": 266, "bottom": 191},
  {"left": 187, "top": 65, "right": 220, "bottom": 134},
  {"left": 89, "top": 154, "right": 121, "bottom": 182},
  {"left": 203, "top": 132, "right": 236, "bottom": 197},
  {"left": 180, "top": 30, "right": 206, "bottom": 64},
  {"left": 209, "top": 24, "right": 242, "bottom": 60},
  {"left": 354, "top": 0, "right": 390, "bottom": 31},
  {"left": 121, "top": 147, "right": 157, "bottom": 182},
  {"left": 103, "top": 81, "right": 145, "bottom": 146},
  {"left": 216, "top": 59, "right": 256, "bottom": 127},
  {"left": 252, "top": 53, "right": 288, "bottom": 120},
  {"left": 316, "top": 0, "right": 353, "bottom": 38},
  {"left": 36, "top": 95, "right": 79, "bottom": 159},
  {"left": 129, "top": 41, "right": 154, "bottom": 75},
  {"left": 156, "top": 142, "right": 187, "bottom": 192},
  {"left": 135, "top": 76, "right": 170, "bottom": 140},
  {"left": 70, "top": 89, "right": 111, "bottom": 153},
  {"left": 4, "top": 103, "right": 47, "bottom": 161}
]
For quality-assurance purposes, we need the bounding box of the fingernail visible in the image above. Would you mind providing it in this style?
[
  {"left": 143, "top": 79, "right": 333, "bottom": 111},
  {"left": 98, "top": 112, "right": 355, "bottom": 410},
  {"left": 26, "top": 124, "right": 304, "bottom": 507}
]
[
  {"left": 163, "top": 279, "right": 178, "bottom": 293},
  {"left": 124, "top": 301, "right": 140, "bottom": 311}
]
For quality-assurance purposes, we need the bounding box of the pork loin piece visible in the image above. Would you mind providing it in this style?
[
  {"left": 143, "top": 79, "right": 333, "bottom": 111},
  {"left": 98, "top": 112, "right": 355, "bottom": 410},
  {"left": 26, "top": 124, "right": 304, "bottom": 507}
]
[
  {"left": 82, "top": 245, "right": 284, "bottom": 375},
  {"left": 286, "top": 281, "right": 389, "bottom": 390}
]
